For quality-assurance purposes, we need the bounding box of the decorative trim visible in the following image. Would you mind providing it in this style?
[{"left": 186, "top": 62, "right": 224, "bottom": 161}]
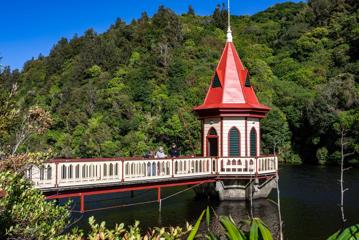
[
  {"left": 220, "top": 117, "right": 223, "bottom": 156},
  {"left": 245, "top": 117, "right": 248, "bottom": 156},
  {"left": 201, "top": 120, "right": 204, "bottom": 157},
  {"left": 258, "top": 121, "right": 261, "bottom": 155}
]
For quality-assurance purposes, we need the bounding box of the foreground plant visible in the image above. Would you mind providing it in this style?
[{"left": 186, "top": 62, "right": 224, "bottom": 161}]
[
  {"left": 327, "top": 224, "right": 359, "bottom": 240},
  {"left": 187, "top": 207, "right": 273, "bottom": 240},
  {"left": 0, "top": 170, "right": 70, "bottom": 239},
  {"left": 0, "top": 171, "right": 190, "bottom": 240},
  {"left": 57, "top": 216, "right": 191, "bottom": 240}
]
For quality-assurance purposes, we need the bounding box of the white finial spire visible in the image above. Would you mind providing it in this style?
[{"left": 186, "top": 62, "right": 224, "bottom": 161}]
[{"left": 227, "top": 0, "right": 233, "bottom": 42}]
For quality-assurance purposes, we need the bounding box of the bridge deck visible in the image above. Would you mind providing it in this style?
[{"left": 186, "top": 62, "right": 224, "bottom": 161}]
[{"left": 28, "top": 155, "right": 277, "bottom": 193}]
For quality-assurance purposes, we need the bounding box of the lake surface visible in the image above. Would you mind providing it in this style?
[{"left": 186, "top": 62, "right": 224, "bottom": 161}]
[{"left": 70, "top": 165, "right": 359, "bottom": 240}]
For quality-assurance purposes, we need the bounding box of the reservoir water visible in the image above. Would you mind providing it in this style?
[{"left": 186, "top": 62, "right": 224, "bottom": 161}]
[{"left": 70, "top": 165, "right": 359, "bottom": 239}]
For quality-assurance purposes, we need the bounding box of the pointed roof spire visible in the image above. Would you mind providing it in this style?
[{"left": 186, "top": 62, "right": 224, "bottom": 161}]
[
  {"left": 227, "top": 0, "right": 233, "bottom": 42},
  {"left": 193, "top": 26, "right": 270, "bottom": 118}
]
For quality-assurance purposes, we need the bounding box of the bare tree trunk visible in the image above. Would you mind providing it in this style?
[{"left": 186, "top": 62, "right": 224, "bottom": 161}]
[
  {"left": 12, "top": 128, "right": 27, "bottom": 155},
  {"left": 276, "top": 174, "right": 284, "bottom": 240},
  {"left": 339, "top": 129, "right": 347, "bottom": 229},
  {"left": 274, "top": 142, "right": 284, "bottom": 240}
]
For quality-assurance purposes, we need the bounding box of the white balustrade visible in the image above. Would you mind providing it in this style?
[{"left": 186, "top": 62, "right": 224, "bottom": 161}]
[
  {"left": 217, "top": 157, "right": 256, "bottom": 175},
  {"left": 173, "top": 158, "right": 212, "bottom": 177},
  {"left": 123, "top": 159, "right": 172, "bottom": 181},
  {"left": 28, "top": 155, "right": 278, "bottom": 190},
  {"left": 257, "top": 156, "right": 277, "bottom": 174},
  {"left": 28, "top": 163, "right": 56, "bottom": 188}
]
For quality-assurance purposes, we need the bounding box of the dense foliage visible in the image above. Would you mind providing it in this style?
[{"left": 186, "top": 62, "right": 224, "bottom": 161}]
[
  {"left": 0, "top": 170, "right": 191, "bottom": 240},
  {"left": 0, "top": 0, "right": 358, "bottom": 164},
  {"left": 1, "top": 169, "right": 358, "bottom": 239},
  {"left": 0, "top": 171, "right": 70, "bottom": 239}
]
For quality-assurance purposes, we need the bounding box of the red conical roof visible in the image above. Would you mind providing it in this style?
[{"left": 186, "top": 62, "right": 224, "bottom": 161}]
[{"left": 193, "top": 42, "right": 270, "bottom": 118}]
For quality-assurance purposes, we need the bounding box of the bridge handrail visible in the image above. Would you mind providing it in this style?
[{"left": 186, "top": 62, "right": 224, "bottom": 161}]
[
  {"left": 48, "top": 155, "right": 206, "bottom": 163},
  {"left": 27, "top": 155, "right": 278, "bottom": 189}
]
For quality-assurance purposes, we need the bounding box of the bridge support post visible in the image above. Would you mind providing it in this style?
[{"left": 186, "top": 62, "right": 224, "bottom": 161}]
[
  {"left": 157, "top": 187, "right": 161, "bottom": 212},
  {"left": 80, "top": 193, "right": 85, "bottom": 213}
]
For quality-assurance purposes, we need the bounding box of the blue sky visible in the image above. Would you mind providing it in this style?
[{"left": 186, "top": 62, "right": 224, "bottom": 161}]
[{"left": 1, "top": 0, "right": 302, "bottom": 70}]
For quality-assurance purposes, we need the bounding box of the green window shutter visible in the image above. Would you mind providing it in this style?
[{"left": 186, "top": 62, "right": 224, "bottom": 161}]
[
  {"left": 229, "top": 128, "right": 240, "bottom": 157},
  {"left": 250, "top": 128, "right": 257, "bottom": 156},
  {"left": 245, "top": 75, "right": 251, "bottom": 87},
  {"left": 212, "top": 74, "right": 221, "bottom": 88}
]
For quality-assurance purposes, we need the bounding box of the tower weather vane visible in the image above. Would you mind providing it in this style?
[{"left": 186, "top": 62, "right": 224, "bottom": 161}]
[{"left": 227, "top": 0, "right": 233, "bottom": 42}]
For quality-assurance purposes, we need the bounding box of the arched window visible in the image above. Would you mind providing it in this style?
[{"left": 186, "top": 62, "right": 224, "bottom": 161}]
[
  {"left": 68, "top": 165, "right": 73, "bottom": 179},
  {"left": 152, "top": 162, "right": 156, "bottom": 176},
  {"left": 104, "top": 164, "right": 108, "bottom": 176},
  {"left": 61, "top": 165, "right": 67, "bottom": 179},
  {"left": 115, "top": 163, "right": 118, "bottom": 176},
  {"left": 89, "top": 165, "right": 93, "bottom": 178},
  {"left": 125, "top": 163, "right": 129, "bottom": 175},
  {"left": 82, "top": 165, "right": 86, "bottom": 178},
  {"left": 75, "top": 165, "right": 80, "bottom": 178},
  {"left": 109, "top": 163, "right": 114, "bottom": 176},
  {"left": 47, "top": 165, "right": 52, "bottom": 180},
  {"left": 143, "top": 163, "right": 146, "bottom": 176},
  {"left": 250, "top": 128, "right": 257, "bottom": 157},
  {"left": 82, "top": 165, "right": 88, "bottom": 178},
  {"left": 229, "top": 127, "right": 240, "bottom": 156},
  {"left": 40, "top": 167, "right": 45, "bottom": 180},
  {"left": 147, "top": 162, "right": 151, "bottom": 176},
  {"left": 130, "top": 163, "right": 134, "bottom": 175}
]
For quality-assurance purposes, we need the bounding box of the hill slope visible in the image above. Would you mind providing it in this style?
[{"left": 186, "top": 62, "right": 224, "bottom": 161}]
[{"left": 1, "top": 1, "right": 358, "bottom": 164}]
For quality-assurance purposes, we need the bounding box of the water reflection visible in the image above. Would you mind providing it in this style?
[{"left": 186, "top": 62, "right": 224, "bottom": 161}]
[
  {"left": 71, "top": 189, "right": 280, "bottom": 239},
  {"left": 70, "top": 165, "right": 359, "bottom": 240},
  {"left": 210, "top": 199, "right": 280, "bottom": 239}
]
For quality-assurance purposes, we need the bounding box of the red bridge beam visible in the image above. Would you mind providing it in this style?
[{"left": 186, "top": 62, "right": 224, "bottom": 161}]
[{"left": 46, "top": 179, "right": 216, "bottom": 213}]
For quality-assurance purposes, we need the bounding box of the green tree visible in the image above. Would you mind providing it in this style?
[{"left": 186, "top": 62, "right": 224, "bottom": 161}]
[{"left": 0, "top": 171, "right": 70, "bottom": 239}]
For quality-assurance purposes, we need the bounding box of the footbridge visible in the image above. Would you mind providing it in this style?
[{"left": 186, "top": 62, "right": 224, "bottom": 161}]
[{"left": 27, "top": 155, "right": 277, "bottom": 213}]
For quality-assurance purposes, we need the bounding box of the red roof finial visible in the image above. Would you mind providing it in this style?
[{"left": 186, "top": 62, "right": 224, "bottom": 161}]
[{"left": 227, "top": 0, "right": 233, "bottom": 42}]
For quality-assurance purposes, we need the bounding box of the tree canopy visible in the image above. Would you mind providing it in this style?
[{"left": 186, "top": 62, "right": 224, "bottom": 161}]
[{"left": 0, "top": 0, "right": 358, "bottom": 164}]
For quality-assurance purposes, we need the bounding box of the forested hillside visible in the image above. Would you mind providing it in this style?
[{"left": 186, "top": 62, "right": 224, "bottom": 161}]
[{"left": 1, "top": 0, "right": 358, "bottom": 164}]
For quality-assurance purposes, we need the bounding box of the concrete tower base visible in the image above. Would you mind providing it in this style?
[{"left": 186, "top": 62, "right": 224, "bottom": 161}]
[
  {"left": 195, "top": 177, "right": 276, "bottom": 201},
  {"left": 215, "top": 177, "right": 276, "bottom": 201}
]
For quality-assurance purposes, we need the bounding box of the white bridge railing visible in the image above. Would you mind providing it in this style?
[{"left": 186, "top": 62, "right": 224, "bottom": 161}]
[{"left": 27, "top": 155, "right": 277, "bottom": 190}]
